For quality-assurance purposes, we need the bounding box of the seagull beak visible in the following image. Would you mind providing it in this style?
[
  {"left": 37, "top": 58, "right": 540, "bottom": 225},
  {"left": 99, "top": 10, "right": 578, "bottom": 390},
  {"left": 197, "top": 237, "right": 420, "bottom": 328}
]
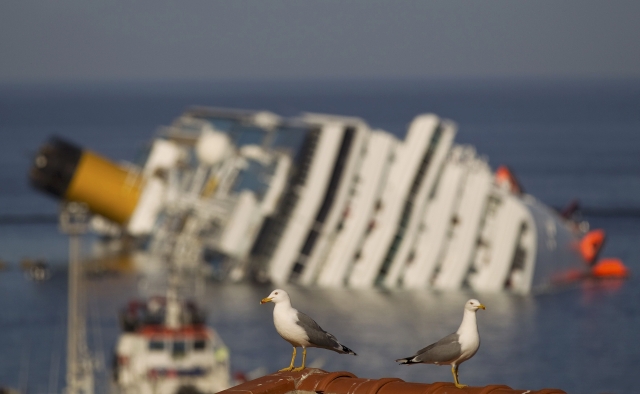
[
  {"left": 260, "top": 297, "right": 273, "bottom": 304},
  {"left": 478, "top": 304, "right": 486, "bottom": 310}
]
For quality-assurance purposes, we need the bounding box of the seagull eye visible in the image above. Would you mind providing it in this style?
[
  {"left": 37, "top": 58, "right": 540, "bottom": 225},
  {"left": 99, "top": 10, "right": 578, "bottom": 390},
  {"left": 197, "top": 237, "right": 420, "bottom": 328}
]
[{"left": 275, "top": 292, "right": 279, "bottom": 295}]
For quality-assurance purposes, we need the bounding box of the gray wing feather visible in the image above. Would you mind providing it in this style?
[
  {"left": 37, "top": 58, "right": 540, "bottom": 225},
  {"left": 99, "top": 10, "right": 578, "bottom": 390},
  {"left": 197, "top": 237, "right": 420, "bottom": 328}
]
[
  {"left": 296, "top": 312, "right": 342, "bottom": 350},
  {"left": 412, "top": 333, "right": 462, "bottom": 364}
]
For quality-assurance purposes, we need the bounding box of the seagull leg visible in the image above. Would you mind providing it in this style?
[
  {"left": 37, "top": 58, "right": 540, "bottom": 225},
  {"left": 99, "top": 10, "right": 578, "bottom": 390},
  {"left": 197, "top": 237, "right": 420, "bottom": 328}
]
[
  {"left": 292, "top": 348, "right": 306, "bottom": 372},
  {"left": 279, "top": 347, "right": 296, "bottom": 372},
  {"left": 452, "top": 364, "right": 467, "bottom": 389}
]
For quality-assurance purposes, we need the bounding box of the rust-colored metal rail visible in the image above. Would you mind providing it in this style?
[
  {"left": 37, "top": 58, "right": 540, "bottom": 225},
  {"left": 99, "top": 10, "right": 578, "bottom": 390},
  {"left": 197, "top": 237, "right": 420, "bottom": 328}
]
[{"left": 220, "top": 368, "right": 566, "bottom": 394}]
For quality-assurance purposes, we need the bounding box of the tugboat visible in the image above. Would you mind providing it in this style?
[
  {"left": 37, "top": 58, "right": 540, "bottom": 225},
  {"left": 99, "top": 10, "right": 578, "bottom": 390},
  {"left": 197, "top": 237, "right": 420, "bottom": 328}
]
[{"left": 113, "top": 291, "right": 231, "bottom": 394}]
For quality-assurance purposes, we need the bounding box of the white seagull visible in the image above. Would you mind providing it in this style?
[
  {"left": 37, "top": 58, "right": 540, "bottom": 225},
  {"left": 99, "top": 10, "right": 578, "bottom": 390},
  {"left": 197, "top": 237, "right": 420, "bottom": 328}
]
[
  {"left": 396, "top": 298, "right": 485, "bottom": 388},
  {"left": 260, "top": 289, "right": 356, "bottom": 372}
]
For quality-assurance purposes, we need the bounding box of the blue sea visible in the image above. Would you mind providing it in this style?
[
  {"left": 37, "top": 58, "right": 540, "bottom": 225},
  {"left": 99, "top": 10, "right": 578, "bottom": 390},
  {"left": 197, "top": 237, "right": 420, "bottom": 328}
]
[{"left": 0, "top": 79, "right": 638, "bottom": 394}]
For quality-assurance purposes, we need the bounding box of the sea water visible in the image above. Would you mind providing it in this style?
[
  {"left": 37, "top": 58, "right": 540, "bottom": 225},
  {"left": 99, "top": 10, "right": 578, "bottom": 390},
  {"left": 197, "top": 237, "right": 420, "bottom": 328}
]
[{"left": 0, "top": 79, "right": 638, "bottom": 393}]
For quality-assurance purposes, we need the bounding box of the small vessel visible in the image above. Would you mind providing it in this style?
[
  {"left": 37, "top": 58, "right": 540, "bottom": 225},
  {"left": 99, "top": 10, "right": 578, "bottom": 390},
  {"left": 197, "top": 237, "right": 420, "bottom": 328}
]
[
  {"left": 20, "top": 258, "right": 51, "bottom": 281},
  {"left": 114, "top": 293, "right": 231, "bottom": 394},
  {"left": 29, "top": 107, "right": 627, "bottom": 294}
]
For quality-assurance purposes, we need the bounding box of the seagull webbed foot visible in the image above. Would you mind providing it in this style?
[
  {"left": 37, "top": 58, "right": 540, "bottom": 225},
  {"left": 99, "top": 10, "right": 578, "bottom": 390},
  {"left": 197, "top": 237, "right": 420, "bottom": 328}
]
[
  {"left": 278, "top": 366, "right": 294, "bottom": 372},
  {"left": 454, "top": 383, "right": 468, "bottom": 389}
]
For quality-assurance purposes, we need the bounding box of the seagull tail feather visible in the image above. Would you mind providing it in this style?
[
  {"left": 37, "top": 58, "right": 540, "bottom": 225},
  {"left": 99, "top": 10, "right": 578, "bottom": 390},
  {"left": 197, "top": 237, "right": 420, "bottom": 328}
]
[{"left": 395, "top": 357, "right": 417, "bottom": 365}]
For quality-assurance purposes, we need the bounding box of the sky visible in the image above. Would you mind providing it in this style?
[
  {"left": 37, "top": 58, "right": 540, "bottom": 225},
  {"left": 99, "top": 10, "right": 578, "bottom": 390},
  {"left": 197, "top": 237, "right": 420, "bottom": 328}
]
[{"left": 1, "top": 1, "right": 640, "bottom": 83}]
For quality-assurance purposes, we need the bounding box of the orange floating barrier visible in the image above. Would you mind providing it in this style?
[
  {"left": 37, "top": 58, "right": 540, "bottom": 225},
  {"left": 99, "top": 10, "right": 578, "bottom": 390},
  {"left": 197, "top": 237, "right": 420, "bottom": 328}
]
[
  {"left": 551, "top": 268, "right": 586, "bottom": 284},
  {"left": 592, "top": 258, "right": 629, "bottom": 278}
]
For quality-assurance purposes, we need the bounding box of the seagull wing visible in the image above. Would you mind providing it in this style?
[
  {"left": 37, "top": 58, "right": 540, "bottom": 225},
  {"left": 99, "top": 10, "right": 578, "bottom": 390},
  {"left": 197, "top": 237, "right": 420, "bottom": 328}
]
[
  {"left": 296, "top": 312, "right": 347, "bottom": 352},
  {"left": 410, "top": 333, "right": 462, "bottom": 364}
]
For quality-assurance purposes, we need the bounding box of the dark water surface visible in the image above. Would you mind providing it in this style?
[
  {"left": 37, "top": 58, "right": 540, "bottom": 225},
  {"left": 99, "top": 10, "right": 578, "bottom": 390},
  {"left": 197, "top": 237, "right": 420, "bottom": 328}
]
[{"left": 0, "top": 79, "right": 639, "bottom": 393}]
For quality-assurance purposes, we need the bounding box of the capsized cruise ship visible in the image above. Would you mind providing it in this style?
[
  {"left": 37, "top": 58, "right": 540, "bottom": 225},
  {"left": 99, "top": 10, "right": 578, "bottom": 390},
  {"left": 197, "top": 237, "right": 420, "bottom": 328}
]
[{"left": 29, "top": 107, "right": 628, "bottom": 294}]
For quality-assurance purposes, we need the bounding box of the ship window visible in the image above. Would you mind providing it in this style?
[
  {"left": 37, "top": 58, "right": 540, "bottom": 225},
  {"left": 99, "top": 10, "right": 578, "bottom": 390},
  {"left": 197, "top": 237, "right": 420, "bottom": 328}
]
[
  {"left": 293, "top": 126, "right": 357, "bottom": 278},
  {"left": 231, "top": 125, "right": 265, "bottom": 147},
  {"left": 271, "top": 125, "right": 309, "bottom": 153},
  {"left": 172, "top": 341, "right": 187, "bottom": 357},
  {"left": 149, "top": 339, "right": 165, "bottom": 351},
  {"left": 194, "top": 339, "right": 207, "bottom": 351},
  {"left": 374, "top": 124, "right": 444, "bottom": 284},
  {"left": 203, "top": 118, "right": 234, "bottom": 133}
]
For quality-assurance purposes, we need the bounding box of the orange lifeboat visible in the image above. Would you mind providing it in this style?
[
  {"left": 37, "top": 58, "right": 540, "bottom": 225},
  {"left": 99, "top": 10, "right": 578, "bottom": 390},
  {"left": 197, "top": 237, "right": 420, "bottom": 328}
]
[{"left": 579, "top": 229, "right": 606, "bottom": 265}]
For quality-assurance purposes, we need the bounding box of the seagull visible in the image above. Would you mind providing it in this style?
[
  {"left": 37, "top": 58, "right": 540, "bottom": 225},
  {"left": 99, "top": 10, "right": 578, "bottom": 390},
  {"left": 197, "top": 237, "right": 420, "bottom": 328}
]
[
  {"left": 396, "top": 299, "right": 485, "bottom": 388},
  {"left": 260, "top": 289, "right": 356, "bottom": 372}
]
